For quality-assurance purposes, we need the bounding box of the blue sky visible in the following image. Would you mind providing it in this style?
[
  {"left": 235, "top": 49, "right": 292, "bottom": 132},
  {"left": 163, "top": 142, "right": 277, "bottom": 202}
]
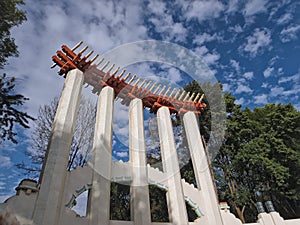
[{"left": 0, "top": 0, "right": 299, "bottom": 202}]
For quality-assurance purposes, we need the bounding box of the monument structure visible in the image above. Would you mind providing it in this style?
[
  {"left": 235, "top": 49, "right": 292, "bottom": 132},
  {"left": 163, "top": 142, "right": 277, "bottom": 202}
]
[{"left": 0, "top": 41, "right": 298, "bottom": 225}]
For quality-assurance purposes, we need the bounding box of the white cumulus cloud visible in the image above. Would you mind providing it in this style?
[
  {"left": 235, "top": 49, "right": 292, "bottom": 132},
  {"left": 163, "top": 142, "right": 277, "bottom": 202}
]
[
  {"left": 235, "top": 84, "right": 253, "bottom": 94},
  {"left": 254, "top": 94, "right": 268, "bottom": 104},
  {"left": 0, "top": 155, "right": 12, "bottom": 168},
  {"left": 242, "top": 28, "right": 272, "bottom": 57},
  {"left": 194, "top": 46, "right": 220, "bottom": 66},
  {"left": 280, "top": 24, "right": 300, "bottom": 43},
  {"left": 244, "top": 72, "right": 254, "bottom": 79},
  {"left": 243, "top": 0, "right": 268, "bottom": 17},
  {"left": 278, "top": 73, "right": 300, "bottom": 84},
  {"left": 263, "top": 67, "right": 274, "bottom": 78},
  {"left": 276, "top": 12, "right": 293, "bottom": 25},
  {"left": 193, "top": 33, "right": 220, "bottom": 45},
  {"left": 178, "top": 0, "right": 224, "bottom": 23}
]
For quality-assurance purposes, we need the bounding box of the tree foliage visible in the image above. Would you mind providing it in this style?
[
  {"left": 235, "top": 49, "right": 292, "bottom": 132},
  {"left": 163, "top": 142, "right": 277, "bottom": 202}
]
[
  {"left": 183, "top": 81, "right": 300, "bottom": 222},
  {"left": 0, "top": 74, "right": 34, "bottom": 144},
  {"left": 110, "top": 182, "right": 131, "bottom": 220},
  {"left": 0, "top": 0, "right": 33, "bottom": 144},
  {"left": 215, "top": 99, "right": 300, "bottom": 222},
  {"left": 0, "top": 0, "right": 26, "bottom": 69}
]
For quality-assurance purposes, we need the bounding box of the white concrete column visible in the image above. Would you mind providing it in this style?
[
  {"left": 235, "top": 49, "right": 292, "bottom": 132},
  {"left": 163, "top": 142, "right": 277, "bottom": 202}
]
[
  {"left": 88, "top": 86, "right": 114, "bottom": 225},
  {"left": 183, "top": 111, "right": 223, "bottom": 225},
  {"left": 32, "top": 69, "right": 84, "bottom": 225},
  {"left": 157, "top": 107, "right": 188, "bottom": 225},
  {"left": 129, "top": 98, "right": 151, "bottom": 225}
]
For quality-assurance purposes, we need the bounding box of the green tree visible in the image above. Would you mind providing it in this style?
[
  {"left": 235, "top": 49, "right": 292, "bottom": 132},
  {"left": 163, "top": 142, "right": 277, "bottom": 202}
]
[
  {"left": 0, "top": 74, "right": 34, "bottom": 144},
  {"left": 0, "top": 0, "right": 33, "bottom": 144},
  {"left": 0, "top": 0, "right": 26, "bottom": 69},
  {"left": 182, "top": 81, "right": 300, "bottom": 222},
  {"left": 215, "top": 101, "right": 300, "bottom": 222}
]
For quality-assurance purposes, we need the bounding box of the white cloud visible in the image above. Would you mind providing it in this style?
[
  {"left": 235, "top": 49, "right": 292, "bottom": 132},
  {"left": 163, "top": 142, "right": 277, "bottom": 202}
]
[
  {"left": 222, "top": 83, "right": 230, "bottom": 92},
  {"left": 242, "top": 28, "right": 272, "bottom": 57},
  {"left": 235, "top": 97, "right": 245, "bottom": 105},
  {"left": 235, "top": 84, "right": 253, "bottom": 94},
  {"left": 146, "top": 0, "right": 166, "bottom": 15},
  {"left": 269, "top": 86, "right": 285, "bottom": 97},
  {"left": 178, "top": 0, "right": 224, "bottom": 23},
  {"left": 278, "top": 73, "right": 300, "bottom": 84},
  {"left": 195, "top": 46, "right": 208, "bottom": 55},
  {"left": 229, "top": 25, "right": 243, "bottom": 33},
  {"left": 113, "top": 102, "right": 129, "bottom": 146},
  {"left": 194, "top": 46, "right": 220, "bottom": 66},
  {"left": 7, "top": 0, "right": 148, "bottom": 120},
  {"left": 269, "top": 56, "right": 279, "bottom": 66},
  {"left": 254, "top": 94, "right": 268, "bottom": 104},
  {"left": 281, "top": 84, "right": 300, "bottom": 96},
  {"left": 202, "top": 52, "right": 221, "bottom": 66},
  {"left": 230, "top": 59, "right": 240, "bottom": 73},
  {"left": 243, "top": 0, "right": 268, "bottom": 17},
  {"left": 267, "top": 0, "right": 292, "bottom": 21},
  {"left": 261, "top": 82, "right": 270, "bottom": 88},
  {"left": 226, "top": 0, "right": 240, "bottom": 13},
  {"left": 128, "top": 63, "right": 183, "bottom": 85},
  {"left": 0, "top": 181, "right": 5, "bottom": 190},
  {"left": 276, "top": 13, "right": 293, "bottom": 25},
  {"left": 115, "top": 151, "right": 129, "bottom": 158},
  {"left": 193, "top": 33, "right": 219, "bottom": 45},
  {"left": 147, "top": 1, "right": 187, "bottom": 42},
  {"left": 0, "top": 155, "right": 12, "bottom": 168},
  {"left": 244, "top": 72, "right": 254, "bottom": 79},
  {"left": 280, "top": 24, "right": 300, "bottom": 43},
  {"left": 263, "top": 67, "right": 274, "bottom": 78},
  {"left": 294, "top": 102, "right": 300, "bottom": 111},
  {"left": 165, "top": 67, "right": 183, "bottom": 83},
  {"left": 148, "top": 17, "right": 187, "bottom": 42}
]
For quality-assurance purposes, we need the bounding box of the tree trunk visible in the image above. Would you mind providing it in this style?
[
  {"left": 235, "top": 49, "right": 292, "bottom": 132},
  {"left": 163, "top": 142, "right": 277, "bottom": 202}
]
[{"left": 233, "top": 203, "right": 246, "bottom": 223}]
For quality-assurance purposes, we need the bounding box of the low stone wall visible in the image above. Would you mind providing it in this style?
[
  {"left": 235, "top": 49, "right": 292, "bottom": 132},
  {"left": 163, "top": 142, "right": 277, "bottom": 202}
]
[{"left": 220, "top": 209, "right": 300, "bottom": 225}]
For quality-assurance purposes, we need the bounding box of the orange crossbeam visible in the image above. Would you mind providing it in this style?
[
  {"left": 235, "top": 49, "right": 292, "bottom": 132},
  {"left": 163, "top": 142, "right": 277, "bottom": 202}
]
[{"left": 51, "top": 42, "right": 206, "bottom": 116}]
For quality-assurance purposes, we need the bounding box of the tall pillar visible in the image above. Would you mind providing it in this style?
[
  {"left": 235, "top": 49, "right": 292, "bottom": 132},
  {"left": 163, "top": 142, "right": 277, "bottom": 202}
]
[
  {"left": 88, "top": 86, "right": 114, "bottom": 225},
  {"left": 129, "top": 98, "right": 151, "bottom": 225},
  {"left": 183, "top": 111, "right": 223, "bottom": 225},
  {"left": 157, "top": 107, "right": 188, "bottom": 225},
  {"left": 32, "top": 69, "right": 84, "bottom": 225}
]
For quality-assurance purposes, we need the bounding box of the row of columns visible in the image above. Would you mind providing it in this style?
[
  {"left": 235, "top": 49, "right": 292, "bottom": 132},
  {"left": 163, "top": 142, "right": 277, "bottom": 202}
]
[{"left": 32, "top": 69, "right": 222, "bottom": 225}]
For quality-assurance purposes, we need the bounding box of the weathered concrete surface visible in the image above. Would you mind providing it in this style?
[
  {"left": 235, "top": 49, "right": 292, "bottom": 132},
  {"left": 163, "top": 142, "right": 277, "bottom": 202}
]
[
  {"left": 157, "top": 106, "right": 188, "bottom": 225},
  {"left": 32, "top": 69, "right": 84, "bottom": 225},
  {"left": 270, "top": 212, "right": 286, "bottom": 225},
  {"left": 88, "top": 86, "right": 114, "bottom": 225},
  {"left": 1, "top": 82, "right": 300, "bottom": 225},
  {"left": 183, "top": 111, "right": 223, "bottom": 225},
  {"left": 129, "top": 98, "right": 151, "bottom": 225},
  {"left": 0, "top": 180, "right": 38, "bottom": 225}
]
